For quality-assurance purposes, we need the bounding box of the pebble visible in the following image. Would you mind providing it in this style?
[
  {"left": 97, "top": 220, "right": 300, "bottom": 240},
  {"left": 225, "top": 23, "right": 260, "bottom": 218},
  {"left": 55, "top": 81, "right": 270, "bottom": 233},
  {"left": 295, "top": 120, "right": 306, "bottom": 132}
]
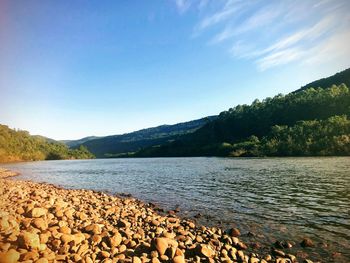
[{"left": 301, "top": 238, "right": 314, "bottom": 247}]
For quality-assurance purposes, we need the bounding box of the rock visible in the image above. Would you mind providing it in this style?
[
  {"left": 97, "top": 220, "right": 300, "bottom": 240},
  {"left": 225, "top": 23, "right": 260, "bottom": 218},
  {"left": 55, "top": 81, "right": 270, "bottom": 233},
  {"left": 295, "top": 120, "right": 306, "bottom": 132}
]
[
  {"left": 21, "top": 251, "right": 39, "bottom": 261},
  {"left": 152, "top": 219, "right": 160, "bottom": 226},
  {"left": 32, "top": 218, "right": 48, "bottom": 231},
  {"left": 85, "top": 224, "right": 102, "bottom": 235},
  {"left": 18, "top": 231, "right": 41, "bottom": 249},
  {"left": 0, "top": 217, "right": 10, "bottom": 231},
  {"left": 118, "top": 219, "right": 131, "bottom": 228},
  {"left": 155, "top": 238, "right": 168, "bottom": 255},
  {"left": 272, "top": 249, "right": 285, "bottom": 257},
  {"left": 196, "top": 244, "right": 215, "bottom": 258},
  {"left": 100, "top": 251, "right": 110, "bottom": 258},
  {"left": 151, "top": 258, "right": 161, "bottom": 263},
  {"left": 30, "top": 208, "right": 47, "bottom": 218},
  {"left": 237, "top": 242, "right": 247, "bottom": 250},
  {"left": 59, "top": 226, "right": 71, "bottom": 234},
  {"left": 61, "top": 234, "right": 74, "bottom": 243},
  {"left": 301, "top": 238, "right": 314, "bottom": 247},
  {"left": 275, "top": 240, "right": 293, "bottom": 249},
  {"left": 173, "top": 256, "right": 185, "bottom": 263},
  {"left": 188, "top": 222, "right": 195, "bottom": 229},
  {"left": 0, "top": 249, "right": 20, "bottom": 263},
  {"left": 264, "top": 254, "right": 272, "bottom": 261},
  {"left": 35, "top": 259, "right": 48, "bottom": 263},
  {"left": 109, "top": 232, "right": 122, "bottom": 247},
  {"left": 91, "top": 234, "right": 102, "bottom": 244},
  {"left": 286, "top": 254, "right": 297, "bottom": 262},
  {"left": 228, "top": 228, "right": 241, "bottom": 237}
]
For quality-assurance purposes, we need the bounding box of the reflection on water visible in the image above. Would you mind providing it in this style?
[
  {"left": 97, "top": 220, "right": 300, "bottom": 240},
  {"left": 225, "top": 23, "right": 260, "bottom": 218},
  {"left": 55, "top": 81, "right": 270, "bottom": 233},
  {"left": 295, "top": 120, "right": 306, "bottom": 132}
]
[{"left": 4, "top": 157, "right": 350, "bottom": 262}]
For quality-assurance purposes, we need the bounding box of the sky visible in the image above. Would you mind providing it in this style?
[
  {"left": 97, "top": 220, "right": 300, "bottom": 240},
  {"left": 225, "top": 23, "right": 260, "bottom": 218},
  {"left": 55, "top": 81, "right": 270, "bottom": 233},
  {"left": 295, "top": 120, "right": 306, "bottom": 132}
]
[{"left": 1, "top": 0, "right": 350, "bottom": 140}]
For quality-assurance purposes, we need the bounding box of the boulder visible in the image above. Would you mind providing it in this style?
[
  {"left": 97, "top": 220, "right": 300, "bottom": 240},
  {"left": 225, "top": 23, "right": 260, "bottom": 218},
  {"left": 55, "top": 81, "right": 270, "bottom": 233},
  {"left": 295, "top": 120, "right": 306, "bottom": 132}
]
[
  {"left": 18, "top": 231, "right": 41, "bottom": 249},
  {"left": 30, "top": 208, "right": 47, "bottom": 218},
  {"left": 155, "top": 238, "right": 168, "bottom": 255},
  {"left": 0, "top": 249, "right": 20, "bottom": 263}
]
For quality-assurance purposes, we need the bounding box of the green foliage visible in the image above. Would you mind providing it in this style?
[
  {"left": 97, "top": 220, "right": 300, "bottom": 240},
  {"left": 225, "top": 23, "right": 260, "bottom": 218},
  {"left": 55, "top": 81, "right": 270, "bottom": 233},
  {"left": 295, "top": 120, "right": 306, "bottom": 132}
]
[
  {"left": 135, "top": 84, "right": 350, "bottom": 157},
  {"left": 0, "top": 125, "right": 94, "bottom": 162},
  {"left": 229, "top": 116, "right": 350, "bottom": 156}
]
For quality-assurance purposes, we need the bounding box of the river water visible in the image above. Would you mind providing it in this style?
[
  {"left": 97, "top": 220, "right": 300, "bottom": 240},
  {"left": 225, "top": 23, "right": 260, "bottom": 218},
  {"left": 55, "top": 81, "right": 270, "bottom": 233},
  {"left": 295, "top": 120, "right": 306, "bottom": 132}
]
[{"left": 4, "top": 157, "right": 350, "bottom": 262}]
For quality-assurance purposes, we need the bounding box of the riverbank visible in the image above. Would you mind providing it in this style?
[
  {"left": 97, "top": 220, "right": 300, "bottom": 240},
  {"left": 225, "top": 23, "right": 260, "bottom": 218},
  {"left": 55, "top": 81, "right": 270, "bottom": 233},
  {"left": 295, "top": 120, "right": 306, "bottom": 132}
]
[{"left": 0, "top": 168, "right": 314, "bottom": 263}]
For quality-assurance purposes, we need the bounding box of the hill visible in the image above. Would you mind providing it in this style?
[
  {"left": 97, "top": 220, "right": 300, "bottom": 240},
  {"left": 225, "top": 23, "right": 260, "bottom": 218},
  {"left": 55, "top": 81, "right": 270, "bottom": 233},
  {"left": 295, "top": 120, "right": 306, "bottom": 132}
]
[
  {"left": 72, "top": 116, "right": 217, "bottom": 158},
  {"left": 61, "top": 136, "right": 101, "bottom": 148},
  {"left": 134, "top": 69, "right": 350, "bottom": 157},
  {"left": 295, "top": 68, "right": 350, "bottom": 92},
  {"left": 0, "top": 125, "right": 95, "bottom": 162}
]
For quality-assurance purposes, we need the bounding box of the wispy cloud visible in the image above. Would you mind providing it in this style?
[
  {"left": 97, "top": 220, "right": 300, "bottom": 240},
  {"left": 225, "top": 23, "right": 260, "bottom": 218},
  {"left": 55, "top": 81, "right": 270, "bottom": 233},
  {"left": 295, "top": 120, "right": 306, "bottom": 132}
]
[
  {"left": 173, "top": 0, "right": 350, "bottom": 71},
  {"left": 174, "top": 0, "right": 191, "bottom": 14}
]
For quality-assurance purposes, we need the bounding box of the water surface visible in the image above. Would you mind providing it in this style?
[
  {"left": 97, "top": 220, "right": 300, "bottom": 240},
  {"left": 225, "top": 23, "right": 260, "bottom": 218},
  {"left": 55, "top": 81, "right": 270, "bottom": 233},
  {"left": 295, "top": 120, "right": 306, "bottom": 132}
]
[{"left": 4, "top": 157, "right": 350, "bottom": 262}]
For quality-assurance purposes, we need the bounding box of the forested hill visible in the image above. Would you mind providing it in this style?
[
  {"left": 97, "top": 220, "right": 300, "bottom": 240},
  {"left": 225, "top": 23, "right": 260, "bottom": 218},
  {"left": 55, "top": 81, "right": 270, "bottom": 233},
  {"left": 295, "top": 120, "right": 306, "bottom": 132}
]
[
  {"left": 0, "top": 125, "right": 94, "bottom": 162},
  {"left": 73, "top": 116, "right": 217, "bottom": 158},
  {"left": 295, "top": 68, "right": 350, "bottom": 92},
  {"left": 134, "top": 81, "right": 350, "bottom": 157},
  {"left": 62, "top": 136, "right": 101, "bottom": 148}
]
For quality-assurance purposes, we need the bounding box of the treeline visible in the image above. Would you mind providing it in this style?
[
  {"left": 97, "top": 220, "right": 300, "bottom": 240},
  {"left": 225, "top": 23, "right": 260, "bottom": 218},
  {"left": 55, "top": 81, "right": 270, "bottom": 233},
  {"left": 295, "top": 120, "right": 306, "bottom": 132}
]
[
  {"left": 216, "top": 115, "right": 350, "bottom": 157},
  {"left": 0, "top": 125, "right": 94, "bottom": 162},
  {"left": 135, "top": 84, "right": 350, "bottom": 157}
]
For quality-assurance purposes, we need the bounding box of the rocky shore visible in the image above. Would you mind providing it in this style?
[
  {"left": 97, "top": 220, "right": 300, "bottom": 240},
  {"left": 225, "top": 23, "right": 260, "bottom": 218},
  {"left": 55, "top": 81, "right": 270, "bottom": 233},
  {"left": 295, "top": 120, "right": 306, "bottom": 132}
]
[{"left": 0, "top": 168, "right": 315, "bottom": 263}]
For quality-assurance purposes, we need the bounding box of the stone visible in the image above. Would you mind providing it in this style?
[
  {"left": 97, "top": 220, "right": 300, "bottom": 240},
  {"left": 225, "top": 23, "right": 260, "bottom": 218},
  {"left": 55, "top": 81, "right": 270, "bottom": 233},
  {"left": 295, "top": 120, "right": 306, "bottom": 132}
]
[
  {"left": 61, "top": 234, "right": 74, "bottom": 243},
  {"left": 155, "top": 238, "right": 168, "bottom": 255},
  {"left": 151, "top": 258, "right": 161, "bottom": 263},
  {"left": 21, "top": 251, "right": 39, "bottom": 261},
  {"left": 273, "top": 249, "right": 286, "bottom": 257},
  {"left": 100, "top": 251, "right": 110, "bottom": 258},
  {"left": 59, "top": 226, "right": 71, "bottom": 234},
  {"left": 18, "top": 231, "right": 41, "bottom": 249},
  {"left": 196, "top": 244, "right": 215, "bottom": 258},
  {"left": 73, "top": 232, "right": 85, "bottom": 244},
  {"left": 173, "top": 256, "right": 185, "bottom": 263},
  {"left": 237, "top": 242, "right": 247, "bottom": 250},
  {"left": 35, "top": 259, "right": 48, "bottom": 263},
  {"left": 32, "top": 218, "right": 48, "bottom": 231},
  {"left": 92, "top": 234, "right": 102, "bottom": 244},
  {"left": 0, "top": 249, "right": 20, "bottom": 263},
  {"left": 152, "top": 219, "right": 160, "bottom": 226},
  {"left": 109, "top": 232, "right": 122, "bottom": 247},
  {"left": 0, "top": 217, "right": 10, "bottom": 231},
  {"left": 30, "top": 208, "right": 47, "bottom": 218},
  {"left": 301, "top": 238, "right": 314, "bottom": 247},
  {"left": 228, "top": 228, "right": 241, "bottom": 237},
  {"left": 85, "top": 224, "right": 102, "bottom": 235}
]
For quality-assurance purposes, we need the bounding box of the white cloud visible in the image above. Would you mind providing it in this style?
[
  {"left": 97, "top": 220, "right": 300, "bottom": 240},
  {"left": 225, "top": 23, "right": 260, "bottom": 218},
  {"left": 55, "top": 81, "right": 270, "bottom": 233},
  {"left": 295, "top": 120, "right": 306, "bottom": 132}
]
[
  {"left": 173, "top": 0, "right": 350, "bottom": 70},
  {"left": 256, "top": 47, "right": 305, "bottom": 71}
]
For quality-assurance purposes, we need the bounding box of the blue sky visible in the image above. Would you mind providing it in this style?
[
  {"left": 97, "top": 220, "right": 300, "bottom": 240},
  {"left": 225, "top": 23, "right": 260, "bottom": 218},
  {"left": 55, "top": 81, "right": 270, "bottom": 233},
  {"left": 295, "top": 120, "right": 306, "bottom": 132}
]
[{"left": 1, "top": 0, "right": 349, "bottom": 140}]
